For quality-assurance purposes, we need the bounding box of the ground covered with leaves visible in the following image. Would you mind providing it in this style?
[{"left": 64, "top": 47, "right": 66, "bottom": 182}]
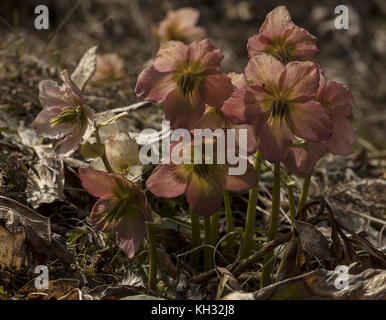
[{"left": 0, "top": 0, "right": 385, "bottom": 300}]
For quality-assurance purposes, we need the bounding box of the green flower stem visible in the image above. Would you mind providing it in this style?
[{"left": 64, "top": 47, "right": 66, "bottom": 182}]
[
  {"left": 94, "top": 123, "right": 114, "bottom": 174},
  {"left": 287, "top": 183, "right": 296, "bottom": 226},
  {"left": 203, "top": 217, "right": 212, "bottom": 271},
  {"left": 298, "top": 173, "right": 312, "bottom": 215},
  {"left": 189, "top": 211, "right": 201, "bottom": 269},
  {"left": 223, "top": 190, "right": 235, "bottom": 253},
  {"left": 261, "top": 162, "right": 281, "bottom": 287},
  {"left": 242, "top": 150, "right": 262, "bottom": 259},
  {"left": 146, "top": 223, "right": 157, "bottom": 294},
  {"left": 210, "top": 210, "right": 220, "bottom": 246}
]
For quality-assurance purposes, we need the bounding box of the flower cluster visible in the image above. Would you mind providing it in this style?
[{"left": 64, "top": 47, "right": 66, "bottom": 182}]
[{"left": 32, "top": 6, "right": 354, "bottom": 264}]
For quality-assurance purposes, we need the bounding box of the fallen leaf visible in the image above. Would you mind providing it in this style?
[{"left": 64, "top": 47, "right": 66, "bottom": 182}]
[
  {"left": 294, "top": 220, "right": 333, "bottom": 261},
  {"left": 0, "top": 225, "right": 26, "bottom": 270},
  {"left": 71, "top": 46, "right": 98, "bottom": 90}
]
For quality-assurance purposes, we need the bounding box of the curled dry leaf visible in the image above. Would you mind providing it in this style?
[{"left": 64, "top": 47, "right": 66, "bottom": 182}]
[
  {"left": 71, "top": 46, "right": 98, "bottom": 91},
  {"left": 223, "top": 268, "right": 386, "bottom": 300},
  {"left": 294, "top": 220, "right": 334, "bottom": 261}
]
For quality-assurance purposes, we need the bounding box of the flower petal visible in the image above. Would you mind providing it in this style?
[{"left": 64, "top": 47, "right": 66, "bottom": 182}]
[
  {"left": 228, "top": 72, "right": 247, "bottom": 89},
  {"left": 225, "top": 162, "right": 257, "bottom": 192},
  {"left": 288, "top": 100, "right": 333, "bottom": 143},
  {"left": 78, "top": 167, "right": 116, "bottom": 197},
  {"left": 153, "top": 41, "right": 188, "bottom": 72},
  {"left": 188, "top": 39, "right": 223, "bottom": 72},
  {"left": 146, "top": 164, "right": 188, "bottom": 198},
  {"left": 185, "top": 172, "right": 225, "bottom": 217},
  {"left": 245, "top": 53, "right": 284, "bottom": 89},
  {"left": 283, "top": 143, "right": 327, "bottom": 176},
  {"left": 259, "top": 6, "right": 294, "bottom": 40},
  {"left": 323, "top": 116, "right": 354, "bottom": 156},
  {"left": 32, "top": 106, "right": 72, "bottom": 139},
  {"left": 61, "top": 70, "right": 85, "bottom": 105},
  {"left": 164, "top": 87, "right": 205, "bottom": 129},
  {"left": 200, "top": 73, "right": 234, "bottom": 108},
  {"left": 115, "top": 212, "right": 146, "bottom": 258},
  {"left": 90, "top": 198, "right": 115, "bottom": 233},
  {"left": 38, "top": 80, "right": 68, "bottom": 108},
  {"left": 284, "top": 25, "right": 318, "bottom": 61},
  {"left": 221, "top": 88, "right": 264, "bottom": 125},
  {"left": 318, "top": 81, "right": 353, "bottom": 117},
  {"left": 256, "top": 117, "right": 293, "bottom": 163},
  {"left": 279, "top": 61, "right": 319, "bottom": 102},
  {"left": 135, "top": 66, "right": 176, "bottom": 102}
]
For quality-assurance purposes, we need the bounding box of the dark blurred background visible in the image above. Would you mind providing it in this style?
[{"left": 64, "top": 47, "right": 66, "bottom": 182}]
[{"left": 0, "top": 0, "right": 385, "bottom": 150}]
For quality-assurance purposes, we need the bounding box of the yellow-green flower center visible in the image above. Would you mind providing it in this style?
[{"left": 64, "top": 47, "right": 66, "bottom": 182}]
[
  {"left": 265, "top": 36, "right": 295, "bottom": 64},
  {"left": 49, "top": 106, "right": 86, "bottom": 128},
  {"left": 270, "top": 99, "right": 290, "bottom": 122},
  {"left": 175, "top": 61, "right": 205, "bottom": 96}
]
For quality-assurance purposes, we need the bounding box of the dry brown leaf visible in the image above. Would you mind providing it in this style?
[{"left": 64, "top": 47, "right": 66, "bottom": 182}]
[{"left": 0, "top": 225, "right": 26, "bottom": 270}]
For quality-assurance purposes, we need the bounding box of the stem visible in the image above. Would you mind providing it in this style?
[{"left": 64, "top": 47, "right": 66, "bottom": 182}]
[
  {"left": 146, "top": 223, "right": 157, "bottom": 294},
  {"left": 210, "top": 210, "right": 220, "bottom": 246},
  {"left": 242, "top": 150, "right": 262, "bottom": 259},
  {"left": 94, "top": 123, "right": 114, "bottom": 174},
  {"left": 261, "top": 162, "right": 281, "bottom": 287},
  {"left": 297, "top": 174, "right": 312, "bottom": 217},
  {"left": 189, "top": 212, "right": 201, "bottom": 269},
  {"left": 203, "top": 217, "right": 212, "bottom": 271},
  {"left": 287, "top": 183, "right": 296, "bottom": 226},
  {"left": 223, "top": 190, "right": 235, "bottom": 254}
]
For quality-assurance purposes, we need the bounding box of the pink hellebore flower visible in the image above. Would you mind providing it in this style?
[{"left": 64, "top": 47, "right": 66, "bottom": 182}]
[
  {"left": 32, "top": 70, "right": 95, "bottom": 159},
  {"left": 196, "top": 72, "right": 258, "bottom": 154},
  {"left": 146, "top": 138, "right": 258, "bottom": 217},
  {"left": 135, "top": 40, "right": 234, "bottom": 130},
  {"left": 154, "top": 7, "right": 206, "bottom": 44},
  {"left": 247, "top": 6, "right": 318, "bottom": 64},
  {"left": 79, "top": 168, "right": 152, "bottom": 258},
  {"left": 222, "top": 53, "right": 333, "bottom": 163},
  {"left": 91, "top": 53, "right": 125, "bottom": 84},
  {"left": 283, "top": 72, "right": 354, "bottom": 175}
]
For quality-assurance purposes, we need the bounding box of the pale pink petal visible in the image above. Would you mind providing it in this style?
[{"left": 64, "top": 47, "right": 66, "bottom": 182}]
[
  {"left": 90, "top": 198, "right": 115, "bottom": 233},
  {"left": 318, "top": 81, "right": 353, "bottom": 117},
  {"left": 288, "top": 100, "right": 333, "bottom": 143},
  {"left": 175, "top": 7, "right": 200, "bottom": 29},
  {"left": 200, "top": 73, "right": 234, "bottom": 108},
  {"left": 245, "top": 53, "right": 284, "bottom": 89},
  {"left": 247, "top": 34, "right": 268, "bottom": 58},
  {"left": 181, "top": 26, "right": 206, "bottom": 42},
  {"left": 259, "top": 6, "right": 294, "bottom": 39},
  {"left": 164, "top": 87, "right": 205, "bottom": 130},
  {"left": 323, "top": 116, "right": 354, "bottom": 156},
  {"left": 78, "top": 167, "right": 116, "bottom": 197},
  {"left": 32, "top": 106, "right": 72, "bottom": 138},
  {"left": 38, "top": 80, "right": 68, "bottom": 108},
  {"left": 225, "top": 162, "right": 257, "bottom": 192},
  {"left": 146, "top": 164, "right": 188, "bottom": 198},
  {"left": 185, "top": 173, "right": 225, "bottom": 217},
  {"left": 283, "top": 143, "right": 327, "bottom": 176},
  {"left": 279, "top": 61, "right": 319, "bottom": 102},
  {"left": 153, "top": 41, "right": 188, "bottom": 72},
  {"left": 61, "top": 70, "right": 85, "bottom": 105},
  {"left": 221, "top": 88, "right": 265, "bottom": 125},
  {"left": 256, "top": 117, "right": 294, "bottom": 163},
  {"left": 228, "top": 72, "right": 247, "bottom": 89},
  {"left": 116, "top": 213, "right": 146, "bottom": 258},
  {"left": 284, "top": 25, "right": 318, "bottom": 61},
  {"left": 188, "top": 39, "right": 223, "bottom": 72},
  {"left": 135, "top": 66, "right": 176, "bottom": 102}
]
